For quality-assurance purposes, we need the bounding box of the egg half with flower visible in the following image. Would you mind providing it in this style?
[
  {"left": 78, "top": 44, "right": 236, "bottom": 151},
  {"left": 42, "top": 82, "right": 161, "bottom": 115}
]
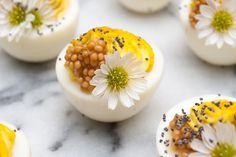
[
  {"left": 179, "top": 0, "right": 236, "bottom": 65},
  {"left": 0, "top": 0, "right": 79, "bottom": 62},
  {"left": 156, "top": 94, "right": 236, "bottom": 157},
  {"left": 119, "top": 0, "right": 169, "bottom": 13},
  {"left": 0, "top": 121, "right": 30, "bottom": 157},
  {"left": 56, "top": 26, "right": 164, "bottom": 122}
]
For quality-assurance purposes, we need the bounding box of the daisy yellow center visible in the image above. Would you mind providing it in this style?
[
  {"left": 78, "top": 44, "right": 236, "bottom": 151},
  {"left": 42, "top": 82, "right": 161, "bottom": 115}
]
[
  {"left": 211, "top": 143, "right": 236, "bottom": 157},
  {"left": 8, "top": 4, "right": 26, "bottom": 26},
  {"left": 211, "top": 10, "right": 234, "bottom": 33},
  {"left": 107, "top": 67, "right": 129, "bottom": 91},
  {"left": 30, "top": 9, "right": 43, "bottom": 28}
]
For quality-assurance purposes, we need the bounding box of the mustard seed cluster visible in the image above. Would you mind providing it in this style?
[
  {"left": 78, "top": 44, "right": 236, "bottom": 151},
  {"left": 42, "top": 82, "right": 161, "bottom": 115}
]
[
  {"left": 189, "top": 0, "right": 207, "bottom": 27},
  {"left": 65, "top": 38, "right": 107, "bottom": 92}
]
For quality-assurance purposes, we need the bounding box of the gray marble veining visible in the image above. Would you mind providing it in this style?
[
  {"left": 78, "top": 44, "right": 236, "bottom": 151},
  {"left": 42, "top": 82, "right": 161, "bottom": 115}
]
[{"left": 0, "top": 0, "right": 236, "bottom": 157}]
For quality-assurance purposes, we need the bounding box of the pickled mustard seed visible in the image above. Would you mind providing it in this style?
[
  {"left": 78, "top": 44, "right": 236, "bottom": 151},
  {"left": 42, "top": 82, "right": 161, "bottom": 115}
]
[
  {"left": 159, "top": 139, "right": 163, "bottom": 143},
  {"left": 218, "top": 93, "right": 221, "bottom": 96},
  {"left": 161, "top": 132, "right": 164, "bottom": 137},
  {"left": 65, "top": 38, "right": 107, "bottom": 93},
  {"left": 199, "top": 97, "right": 203, "bottom": 101},
  {"left": 164, "top": 150, "right": 168, "bottom": 154}
]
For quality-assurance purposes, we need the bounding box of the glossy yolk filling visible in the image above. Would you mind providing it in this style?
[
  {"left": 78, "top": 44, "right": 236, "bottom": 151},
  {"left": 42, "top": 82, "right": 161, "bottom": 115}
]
[
  {"left": 0, "top": 124, "right": 16, "bottom": 157},
  {"left": 168, "top": 99, "right": 236, "bottom": 157},
  {"left": 79, "top": 26, "right": 155, "bottom": 72},
  {"left": 188, "top": 99, "right": 236, "bottom": 130}
]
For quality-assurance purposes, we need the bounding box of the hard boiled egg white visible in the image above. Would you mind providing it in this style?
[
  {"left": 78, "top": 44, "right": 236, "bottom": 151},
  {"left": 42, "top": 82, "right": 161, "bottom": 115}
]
[
  {"left": 119, "top": 0, "right": 169, "bottom": 13},
  {"left": 56, "top": 42, "right": 164, "bottom": 122},
  {"left": 0, "top": 122, "right": 30, "bottom": 157},
  {"left": 179, "top": 0, "right": 236, "bottom": 66},
  {"left": 156, "top": 95, "right": 236, "bottom": 157},
  {"left": 0, "top": 0, "right": 79, "bottom": 62}
]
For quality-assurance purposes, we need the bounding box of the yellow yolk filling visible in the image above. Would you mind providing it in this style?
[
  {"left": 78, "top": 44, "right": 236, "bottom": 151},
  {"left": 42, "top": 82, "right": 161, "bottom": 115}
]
[
  {"left": 188, "top": 100, "right": 236, "bottom": 130},
  {"left": 79, "top": 26, "right": 155, "bottom": 72},
  {"left": 0, "top": 124, "right": 16, "bottom": 157}
]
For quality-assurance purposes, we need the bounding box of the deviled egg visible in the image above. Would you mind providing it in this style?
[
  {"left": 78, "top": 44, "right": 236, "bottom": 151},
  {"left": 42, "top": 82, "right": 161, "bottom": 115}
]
[
  {"left": 0, "top": 0, "right": 79, "bottom": 62},
  {"left": 119, "top": 0, "right": 169, "bottom": 13},
  {"left": 179, "top": 0, "right": 236, "bottom": 65},
  {"left": 56, "top": 26, "right": 164, "bottom": 122},
  {"left": 0, "top": 121, "right": 30, "bottom": 157},
  {"left": 157, "top": 95, "right": 236, "bottom": 157}
]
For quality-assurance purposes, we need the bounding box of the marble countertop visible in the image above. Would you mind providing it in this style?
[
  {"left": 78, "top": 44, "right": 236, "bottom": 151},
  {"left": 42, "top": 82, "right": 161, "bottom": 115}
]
[{"left": 0, "top": 0, "right": 236, "bottom": 157}]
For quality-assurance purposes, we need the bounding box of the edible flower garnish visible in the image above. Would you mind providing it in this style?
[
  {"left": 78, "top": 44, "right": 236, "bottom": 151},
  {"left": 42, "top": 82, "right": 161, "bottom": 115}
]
[
  {"left": 195, "top": 0, "right": 236, "bottom": 48},
  {"left": 190, "top": 122, "right": 236, "bottom": 157},
  {"left": 90, "top": 52, "right": 147, "bottom": 110},
  {"left": 0, "top": 0, "right": 66, "bottom": 42}
]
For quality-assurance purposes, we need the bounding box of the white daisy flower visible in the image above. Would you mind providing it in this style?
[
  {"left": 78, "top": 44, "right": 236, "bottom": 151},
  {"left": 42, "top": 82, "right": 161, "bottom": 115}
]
[
  {"left": 0, "top": 0, "right": 35, "bottom": 42},
  {"left": 189, "top": 122, "right": 236, "bottom": 157},
  {"left": 0, "top": 0, "right": 55, "bottom": 42},
  {"left": 195, "top": 0, "right": 236, "bottom": 48},
  {"left": 29, "top": 0, "right": 56, "bottom": 36},
  {"left": 90, "top": 52, "right": 147, "bottom": 110}
]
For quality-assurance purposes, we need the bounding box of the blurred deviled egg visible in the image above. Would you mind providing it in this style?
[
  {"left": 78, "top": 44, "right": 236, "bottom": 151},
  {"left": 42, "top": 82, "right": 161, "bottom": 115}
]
[
  {"left": 0, "top": 121, "right": 30, "bottom": 157},
  {"left": 56, "top": 26, "right": 164, "bottom": 122},
  {"left": 156, "top": 95, "right": 236, "bottom": 157},
  {"left": 0, "top": 0, "right": 79, "bottom": 62},
  {"left": 119, "top": 0, "right": 169, "bottom": 13},
  {"left": 179, "top": 0, "right": 236, "bottom": 65}
]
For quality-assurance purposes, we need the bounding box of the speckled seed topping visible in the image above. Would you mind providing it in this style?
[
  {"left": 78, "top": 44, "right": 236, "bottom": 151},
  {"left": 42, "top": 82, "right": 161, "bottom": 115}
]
[
  {"left": 189, "top": 0, "right": 207, "bottom": 27},
  {"left": 65, "top": 38, "right": 107, "bottom": 93},
  {"left": 159, "top": 95, "right": 236, "bottom": 157}
]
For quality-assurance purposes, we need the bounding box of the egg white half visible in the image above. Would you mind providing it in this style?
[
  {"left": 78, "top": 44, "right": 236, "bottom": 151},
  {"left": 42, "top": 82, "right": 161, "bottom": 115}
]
[
  {"left": 179, "top": 0, "right": 236, "bottom": 66},
  {"left": 0, "top": 122, "right": 30, "bottom": 157},
  {"left": 0, "top": 0, "right": 79, "bottom": 62},
  {"left": 156, "top": 95, "right": 236, "bottom": 157},
  {"left": 119, "top": 0, "right": 169, "bottom": 13},
  {"left": 56, "top": 41, "right": 164, "bottom": 122}
]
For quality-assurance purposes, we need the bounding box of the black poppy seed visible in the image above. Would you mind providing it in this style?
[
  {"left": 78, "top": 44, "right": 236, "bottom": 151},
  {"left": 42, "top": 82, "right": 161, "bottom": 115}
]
[
  {"left": 163, "top": 114, "right": 166, "bottom": 122},
  {"left": 161, "top": 132, "right": 164, "bottom": 137},
  {"left": 164, "top": 127, "right": 168, "bottom": 132}
]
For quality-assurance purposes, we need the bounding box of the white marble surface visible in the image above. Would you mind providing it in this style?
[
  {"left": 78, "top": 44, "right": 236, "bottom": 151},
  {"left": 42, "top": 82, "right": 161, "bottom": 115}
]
[{"left": 0, "top": 0, "right": 236, "bottom": 157}]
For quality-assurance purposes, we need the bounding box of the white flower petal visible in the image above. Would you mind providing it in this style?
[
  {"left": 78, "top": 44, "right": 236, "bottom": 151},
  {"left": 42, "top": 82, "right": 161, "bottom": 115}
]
[
  {"left": 223, "top": 34, "right": 234, "bottom": 46},
  {"left": 215, "top": 122, "right": 235, "bottom": 144},
  {"left": 229, "top": 29, "right": 236, "bottom": 39},
  {"left": 189, "top": 152, "right": 210, "bottom": 157},
  {"left": 92, "top": 83, "right": 107, "bottom": 97},
  {"left": 207, "top": 33, "right": 219, "bottom": 45},
  {"left": 101, "top": 64, "right": 110, "bottom": 75},
  {"left": 201, "top": 125, "right": 217, "bottom": 149},
  {"left": 191, "top": 139, "right": 211, "bottom": 154},
  {"left": 206, "top": 0, "right": 218, "bottom": 9},
  {"left": 216, "top": 37, "right": 224, "bottom": 48},
  {"left": 200, "top": 5, "right": 215, "bottom": 18},
  {"left": 120, "top": 52, "right": 133, "bottom": 68},
  {"left": 119, "top": 90, "right": 134, "bottom": 108},
  {"left": 126, "top": 86, "right": 140, "bottom": 101},
  {"left": 108, "top": 92, "right": 118, "bottom": 110},
  {"left": 198, "top": 28, "right": 213, "bottom": 39}
]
